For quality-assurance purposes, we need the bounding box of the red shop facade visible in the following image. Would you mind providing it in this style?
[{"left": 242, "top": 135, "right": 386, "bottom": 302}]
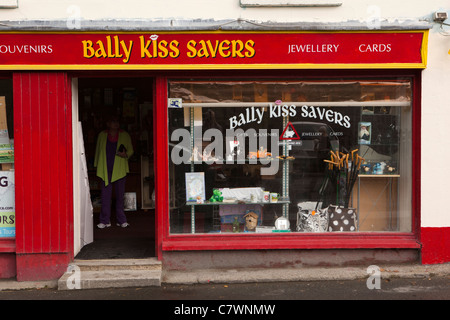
[{"left": 0, "top": 30, "right": 444, "bottom": 282}]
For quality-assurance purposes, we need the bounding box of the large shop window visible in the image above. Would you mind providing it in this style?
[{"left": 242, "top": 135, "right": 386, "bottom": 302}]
[
  {"left": 168, "top": 79, "right": 412, "bottom": 235},
  {"left": 0, "top": 78, "right": 14, "bottom": 238}
]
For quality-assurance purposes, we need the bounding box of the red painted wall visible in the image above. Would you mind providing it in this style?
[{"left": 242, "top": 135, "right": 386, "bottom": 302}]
[
  {"left": 13, "top": 72, "right": 73, "bottom": 281},
  {"left": 421, "top": 227, "right": 450, "bottom": 264},
  {"left": 154, "top": 76, "right": 168, "bottom": 260},
  {"left": 0, "top": 253, "right": 16, "bottom": 279}
]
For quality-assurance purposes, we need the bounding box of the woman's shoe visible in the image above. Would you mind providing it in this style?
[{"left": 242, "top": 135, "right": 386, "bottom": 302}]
[
  {"left": 117, "top": 222, "right": 130, "bottom": 228},
  {"left": 97, "top": 223, "right": 111, "bottom": 229}
]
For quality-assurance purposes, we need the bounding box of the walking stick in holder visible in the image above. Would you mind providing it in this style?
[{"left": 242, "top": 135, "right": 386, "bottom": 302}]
[{"left": 323, "top": 149, "right": 363, "bottom": 208}]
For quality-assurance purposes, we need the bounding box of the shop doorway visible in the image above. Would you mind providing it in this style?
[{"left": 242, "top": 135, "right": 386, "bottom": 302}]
[{"left": 74, "top": 76, "right": 156, "bottom": 259}]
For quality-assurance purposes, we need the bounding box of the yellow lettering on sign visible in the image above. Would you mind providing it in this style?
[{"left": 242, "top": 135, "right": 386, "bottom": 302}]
[
  {"left": 82, "top": 40, "right": 95, "bottom": 58},
  {"left": 245, "top": 40, "right": 256, "bottom": 58},
  {"left": 197, "top": 40, "right": 210, "bottom": 58},
  {"left": 206, "top": 40, "right": 219, "bottom": 58},
  {"left": 218, "top": 40, "right": 231, "bottom": 58},
  {"left": 187, "top": 40, "right": 197, "bottom": 58},
  {"left": 169, "top": 40, "right": 180, "bottom": 58},
  {"left": 231, "top": 40, "right": 245, "bottom": 58},
  {"left": 95, "top": 40, "right": 107, "bottom": 58},
  {"left": 120, "top": 40, "right": 133, "bottom": 63},
  {"left": 82, "top": 36, "right": 255, "bottom": 62},
  {"left": 140, "top": 36, "right": 153, "bottom": 58}
]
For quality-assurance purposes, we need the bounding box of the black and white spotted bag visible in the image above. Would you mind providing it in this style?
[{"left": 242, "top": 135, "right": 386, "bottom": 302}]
[{"left": 327, "top": 205, "right": 357, "bottom": 232}]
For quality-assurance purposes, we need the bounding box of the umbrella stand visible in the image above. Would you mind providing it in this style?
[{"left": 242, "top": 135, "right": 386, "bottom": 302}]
[{"left": 324, "top": 149, "right": 363, "bottom": 208}]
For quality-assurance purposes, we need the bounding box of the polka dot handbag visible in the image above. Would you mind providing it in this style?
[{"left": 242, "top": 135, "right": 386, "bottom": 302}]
[{"left": 327, "top": 205, "right": 357, "bottom": 232}]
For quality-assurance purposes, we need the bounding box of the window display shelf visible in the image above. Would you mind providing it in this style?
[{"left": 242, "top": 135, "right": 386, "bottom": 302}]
[
  {"left": 358, "top": 174, "right": 400, "bottom": 178},
  {"left": 186, "top": 200, "right": 290, "bottom": 206},
  {"left": 182, "top": 104, "right": 291, "bottom": 234},
  {"left": 362, "top": 143, "right": 398, "bottom": 147},
  {"left": 188, "top": 158, "right": 295, "bottom": 165}
]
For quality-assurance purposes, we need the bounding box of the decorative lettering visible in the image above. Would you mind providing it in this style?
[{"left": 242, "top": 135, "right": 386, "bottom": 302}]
[
  {"left": 359, "top": 43, "right": 391, "bottom": 53},
  {"left": 230, "top": 104, "right": 351, "bottom": 129},
  {"left": 82, "top": 35, "right": 255, "bottom": 64},
  {"left": 288, "top": 44, "right": 339, "bottom": 54},
  {"left": 82, "top": 36, "right": 133, "bottom": 63},
  {"left": 186, "top": 39, "right": 255, "bottom": 59}
]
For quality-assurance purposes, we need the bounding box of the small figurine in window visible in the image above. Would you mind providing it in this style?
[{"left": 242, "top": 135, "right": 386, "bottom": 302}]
[{"left": 232, "top": 217, "right": 240, "bottom": 233}]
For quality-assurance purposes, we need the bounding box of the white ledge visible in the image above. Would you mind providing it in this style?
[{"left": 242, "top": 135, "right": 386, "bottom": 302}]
[
  {"left": 0, "top": 18, "right": 431, "bottom": 31},
  {"left": 0, "top": 0, "right": 18, "bottom": 9}
]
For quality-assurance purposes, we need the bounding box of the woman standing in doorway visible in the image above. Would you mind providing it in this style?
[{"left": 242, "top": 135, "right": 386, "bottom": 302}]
[{"left": 94, "top": 114, "right": 134, "bottom": 229}]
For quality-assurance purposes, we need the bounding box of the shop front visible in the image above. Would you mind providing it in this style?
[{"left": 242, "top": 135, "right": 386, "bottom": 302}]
[{"left": 0, "top": 30, "right": 433, "bottom": 281}]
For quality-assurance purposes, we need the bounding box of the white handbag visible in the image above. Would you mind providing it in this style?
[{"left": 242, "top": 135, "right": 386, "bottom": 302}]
[{"left": 296, "top": 203, "right": 328, "bottom": 232}]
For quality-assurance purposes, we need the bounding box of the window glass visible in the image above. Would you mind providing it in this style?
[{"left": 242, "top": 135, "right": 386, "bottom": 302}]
[
  {"left": 168, "top": 79, "right": 412, "bottom": 234},
  {"left": 0, "top": 78, "right": 14, "bottom": 238}
]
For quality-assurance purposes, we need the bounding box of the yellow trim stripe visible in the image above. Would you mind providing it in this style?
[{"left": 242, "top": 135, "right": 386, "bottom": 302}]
[
  {"left": 421, "top": 30, "right": 429, "bottom": 68},
  {"left": 0, "top": 63, "right": 427, "bottom": 70}
]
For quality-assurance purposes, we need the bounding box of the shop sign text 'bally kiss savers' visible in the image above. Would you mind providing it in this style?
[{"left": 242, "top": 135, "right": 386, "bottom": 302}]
[{"left": 0, "top": 31, "right": 427, "bottom": 69}]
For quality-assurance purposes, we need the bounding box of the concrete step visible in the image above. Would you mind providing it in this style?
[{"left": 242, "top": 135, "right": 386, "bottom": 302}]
[
  {"left": 73, "top": 258, "right": 161, "bottom": 271},
  {"left": 58, "top": 258, "right": 162, "bottom": 290}
]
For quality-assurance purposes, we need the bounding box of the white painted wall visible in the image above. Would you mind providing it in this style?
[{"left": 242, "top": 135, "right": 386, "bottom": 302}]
[
  {"left": 1, "top": 0, "right": 449, "bottom": 228},
  {"left": 0, "top": 0, "right": 446, "bottom": 23},
  {"left": 421, "top": 24, "right": 450, "bottom": 228}
]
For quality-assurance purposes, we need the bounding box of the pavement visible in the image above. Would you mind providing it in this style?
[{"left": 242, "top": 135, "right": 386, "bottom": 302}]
[
  {"left": 162, "top": 263, "right": 450, "bottom": 285},
  {"left": 2, "top": 211, "right": 448, "bottom": 291},
  {"left": 1, "top": 262, "right": 449, "bottom": 291}
]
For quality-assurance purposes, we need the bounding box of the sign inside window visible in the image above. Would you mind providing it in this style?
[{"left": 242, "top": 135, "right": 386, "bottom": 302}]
[{"left": 229, "top": 104, "right": 351, "bottom": 129}]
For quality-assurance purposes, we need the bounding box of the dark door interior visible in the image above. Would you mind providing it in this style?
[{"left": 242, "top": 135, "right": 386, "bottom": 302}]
[{"left": 75, "top": 77, "right": 155, "bottom": 259}]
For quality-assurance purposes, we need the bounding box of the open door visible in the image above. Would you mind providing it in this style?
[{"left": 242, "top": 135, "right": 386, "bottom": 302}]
[
  {"left": 73, "top": 76, "right": 156, "bottom": 260},
  {"left": 72, "top": 78, "right": 94, "bottom": 256}
]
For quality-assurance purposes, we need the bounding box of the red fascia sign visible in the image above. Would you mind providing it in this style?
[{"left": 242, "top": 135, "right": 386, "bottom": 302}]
[{"left": 0, "top": 31, "right": 427, "bottom": 69}]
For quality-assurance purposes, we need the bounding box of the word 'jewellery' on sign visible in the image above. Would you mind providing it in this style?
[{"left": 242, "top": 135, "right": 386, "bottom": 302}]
[{"left": 0, "top": 31, "right": 427, "bottom": 69}]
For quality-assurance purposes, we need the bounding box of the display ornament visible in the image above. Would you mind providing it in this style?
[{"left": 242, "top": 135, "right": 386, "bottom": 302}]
[
  {"left": 274, "top": 216, "right": 290, "bottom": 231},
  {"left": 244, "top": 210, "right": 259, "bottom": 232},
  {"left": 185, "top": 172, "right": 206, "bottom": 202},
  {"left": 168, "top": 98, "right": 182, "bottom": 108},
  {"left": 358, "top": 122, "right": 372, "bottom": 145}
]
